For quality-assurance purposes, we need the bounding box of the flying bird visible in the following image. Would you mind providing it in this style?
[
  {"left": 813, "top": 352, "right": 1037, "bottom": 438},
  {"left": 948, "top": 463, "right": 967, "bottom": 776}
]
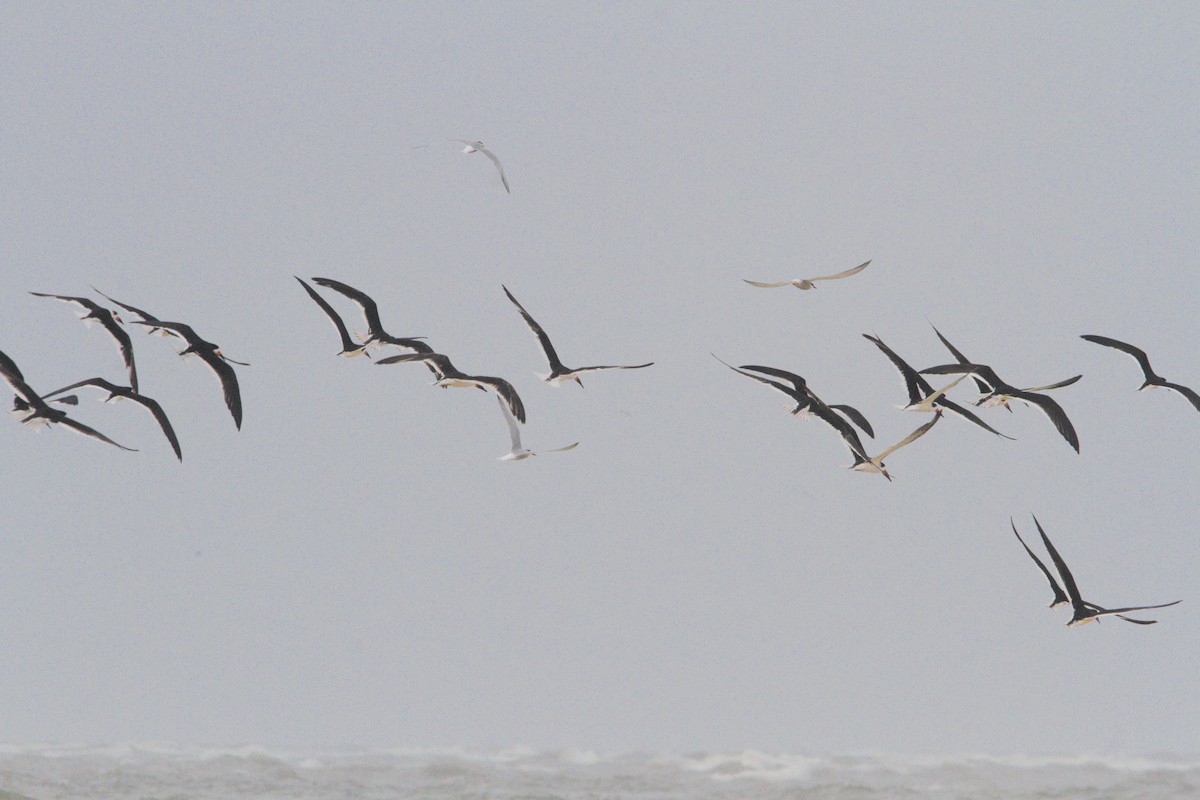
[
  {"left": 931, "top": 325, "right": 1081, "bottom": 410},
  {"left": 494, "top": 395, "right": 578, "bottom": 461},
  {"left": 90, "top": 287, "right": 179, "bottom": 339},
  {"left": 743, "top": 259, "right": 871, "bottom": 290},
  {"left": 1011, "top": 517, "right": 1154, "bottom": 624},
  {"left": 376, "top": 351, "right": 526, "bottom": 423},
  {"left": 1080, "top": 334, "right": 1200, "bottom": 412},
  {"left": 0, "top": 348, "right": 135, "bottom": 451},
  {"left": 31, "top": 291, "right": 138, "bottom": 392},
  {"left": 849, "top": 411, "right": 943, "bottom": 481},
  {"left": 41, "top": 378, "right": 182, "bottom": 461},
  {"left": 134, "top": 321, "right": 245, "bottom": 430},
  {"left": 309, "top": 277, "right": 429, "bottom": 353},
  {"left": 1034, "top": 515, "right": 1180, "bottom": 627},
  {"left": 713, "top": 354, "right": 877, "bottom": 468},
  {"left": 455, "top": 140, "right": 510, "bottom": 193},
  {"left": 920, "top": 362, "right": 1079, "bottom": 452},
  {"left": 714, "top": 356, "right": 874, "bottom": 438},
  {"left": 713, "top": 355, "right": 813, "bottom": 415},
  {"left": 503, "top": 285, "right": 653, "bottom": 386},
  {"left": 295, "top": 277, "right": 369, "bottom": 358},
  {"left": 863, "top": 334, "right": 1011, "bottom": 439}
]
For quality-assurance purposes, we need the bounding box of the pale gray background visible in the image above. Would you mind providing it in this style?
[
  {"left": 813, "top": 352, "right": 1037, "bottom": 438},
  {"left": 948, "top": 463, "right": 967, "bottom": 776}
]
[{"left": 2, "top": 3, "right": 1197, "bottom": 754}]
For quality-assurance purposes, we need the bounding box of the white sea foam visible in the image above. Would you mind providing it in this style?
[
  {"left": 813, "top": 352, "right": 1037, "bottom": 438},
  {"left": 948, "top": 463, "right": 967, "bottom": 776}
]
[{"left": 0, "top": 744, "right": 1197, "bottom": 800}]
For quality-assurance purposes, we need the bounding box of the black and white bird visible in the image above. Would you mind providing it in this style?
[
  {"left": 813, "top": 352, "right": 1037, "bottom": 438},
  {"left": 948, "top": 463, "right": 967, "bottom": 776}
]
[
  {"left": 31, "top": 291, "right": 138, "bottom": 392},
  {"left": 90, "top": 287, "right": 179, "bottom": 339},
  {"left": 743, "top": 260, "right": 871, "bottom": 290},
  {"left": 295, "top": 277, "right": 369, "bottom": 358},
  {"left": 41, "top": 378, "right": 182, "bottom": 461},
  {"left": 134, "top": 321, "right": 246, "bottom": 430},
  {"left": 376, "top": 351, "right": 526, "bottom": 423},
  {"left": 309, "top": 278, "right": 429, "bottom": 353},
  {"left": 1034, "top": 515, "right": 1180, "bottom": 627},
  {"left": 848, "top": 411, "right": 943, "bottom": 481},
  {"left": 503, "top": 285, "right": 653, "bottom": 387},
  {"left": 863, "top": 334, "right": 1011, "bottom": 439},
  {"left": 1, "top": 348, "right": 135, "bottom": 451},
  {"left": 1080, "top": 334, "right": 1200, "bottom": 412},
  {"left": 455, "top": 140, "right": 510, "bottom": 193},
  {"left": 931, "top": 325, "right": 1082, "bottom": 410},
  {"left": 920, "top": 361, "right": 1079, "bottom": 452},
  {"left": 714, "top": 356, "right": 873, "bottom": 438},
  {"left": 495, "top": 395, "right": 578, "bottom": 461},
  {"left": 714, "top": 354, "right": 876, "bottom": 467},
  {"left": 1011, "top": 517, "right": 1155, "bottom": 624}
]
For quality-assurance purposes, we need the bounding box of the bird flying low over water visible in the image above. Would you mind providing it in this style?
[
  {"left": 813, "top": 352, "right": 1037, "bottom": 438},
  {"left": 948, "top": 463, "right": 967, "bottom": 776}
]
[
  {"left": 30, "top": 291, "right": 138, "bottom": 392},
  {"left": 862, "top": 334, "right": 1011, "bottom": 439},
  {"left": 494, "top": 395, "right": 578, "bottom": 461},
  {"left": 931, "top": 325, "right": 1082, "bottom": 410},
  {"left": 1033, "top": 515, "right": 1180, "bottom": 627},
  {"left": 502, "top": 285, "right": 654, "bottom": 386},
  {"left": 310, "top": 277, "right": 429, "bottom": 353},
  {"left": 0, "top": 348, "right": 135, "bottom": 451},
  {"left": 849, "top": 410, "right": 942, "bottom": 481},
  {"left": 920, "top": 361, "right": 1079, "bottom": 452},
  {"left": 743, "top": 259, "right": 871, "bottom": 290},
  {"left": 1011, "top": 517, "right": 1154, "bottom": 624},
  {"left": 1080, "top": 334, "right": 1200, "bottom": 412},
  {"left": 295, "top": 277, "right": 369, "bottom": 358},
  {"left": 376, "top": 351, "right": 526, "bottom": 424},
  {"left": 40, "top": 378, "right": 182, "bottom": 461},
  {"left": 134, "top": 321, "right": 246, "bottom": 430}
]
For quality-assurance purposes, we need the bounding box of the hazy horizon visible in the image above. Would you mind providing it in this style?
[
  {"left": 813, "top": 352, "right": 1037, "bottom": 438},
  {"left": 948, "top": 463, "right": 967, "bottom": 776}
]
[{"left": 1, "top": 2, "right": 1197, "bottom": 756}]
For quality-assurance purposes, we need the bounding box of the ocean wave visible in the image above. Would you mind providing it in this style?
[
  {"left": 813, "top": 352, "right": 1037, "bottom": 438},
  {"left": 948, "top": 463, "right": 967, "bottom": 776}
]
[{"left": 1, "top": 744, "right": 1197, "bottom": 800}]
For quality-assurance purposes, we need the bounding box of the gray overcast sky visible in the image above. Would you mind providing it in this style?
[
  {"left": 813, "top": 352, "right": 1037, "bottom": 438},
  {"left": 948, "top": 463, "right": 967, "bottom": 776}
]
[{"left": 2, "top": 3, "right": 1197, "bottom": 754}]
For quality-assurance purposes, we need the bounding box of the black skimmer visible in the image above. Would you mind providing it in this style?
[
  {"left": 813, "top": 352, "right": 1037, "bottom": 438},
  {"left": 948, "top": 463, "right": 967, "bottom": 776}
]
[
  {"left": 309, "top": 277, "right": 429, "bottom": 353},
  {"left": 494, "top": 395, "right": 578, "bottom": 461},
  {"left": 503, "top": 285, "right": 653, "bottom": 387},
  {"left": 713, "top": 355, "right": 874, "bottom": 438},
  {"left": 848, "top": 411, "right": 942, "bottom": 481},
  {"left": 1012, "top": 517, "right": 1069, "bottom": 609},
  {"left": 41, "top": 378, "right": 182, "bottom": 461},
  {"left": 862, "top": 334, "right": 1011, "bottom": 439},
  {"left": 133, "top": 321, "right": 246, "bottom": 430},
  {"left": 714, "top": 355, "right": 813, "bottom": 415},
  {"left": 930, "top": 324, "right": 991, "bottom": 396},
  {"left": 89, "top": 287, "right": 178, "bottom": 339},
  {"left": 30, "top": 291, "right": 138, "bottom": 392},
  {"left": 454, "top": 140, "right": 510, "bottom": 193},
  {"left": 1034, "top": 515, "right": 1180, "bottom": 627},
  {"left": 1080, "top": 334, "right": 1200, "bottom": 412},
  {"left": 1012, "top": 517, "right": 1156, "bottom": 624},
  {"left": 0, "top": 348, "right": 136, "bottom": 451},
  {"left": 920, "top": 361, "right": 1079, "bottom": 452},
  {"left": 737, "top": 363, "right": 874, "bottom": 438},
  {"left": 713, "top": 355, "right": 878, "bottom": 471},
  {"left": 295, "top": 277, "right": 369, "bottom": 358},
  {"left": 376, "top": 351, "right": 526, "bottom": 423},
  {"left": 743, "top": 259, "right": 871, "bottom": 290},
  {"left": 931, "top": 325, "right": 1081, "bottom": 410},
  {"left": 0, "top": 351, "right": 71, "bottom": 411}
]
